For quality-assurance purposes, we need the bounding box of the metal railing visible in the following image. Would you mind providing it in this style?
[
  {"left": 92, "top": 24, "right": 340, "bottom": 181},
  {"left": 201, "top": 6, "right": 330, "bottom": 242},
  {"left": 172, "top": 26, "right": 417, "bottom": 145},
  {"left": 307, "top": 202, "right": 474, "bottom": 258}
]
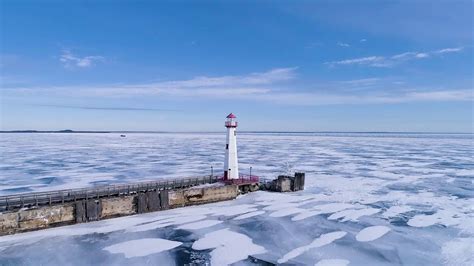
[{"left": 0, "top": 176, "right": 219, "bottom": 212}]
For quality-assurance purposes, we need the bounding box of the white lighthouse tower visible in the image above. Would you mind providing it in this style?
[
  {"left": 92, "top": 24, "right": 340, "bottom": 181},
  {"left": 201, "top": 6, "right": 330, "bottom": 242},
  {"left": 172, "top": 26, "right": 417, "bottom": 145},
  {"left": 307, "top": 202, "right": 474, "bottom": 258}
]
[{"left": 224, "top": 113, "right": 239, "bottom": 180}]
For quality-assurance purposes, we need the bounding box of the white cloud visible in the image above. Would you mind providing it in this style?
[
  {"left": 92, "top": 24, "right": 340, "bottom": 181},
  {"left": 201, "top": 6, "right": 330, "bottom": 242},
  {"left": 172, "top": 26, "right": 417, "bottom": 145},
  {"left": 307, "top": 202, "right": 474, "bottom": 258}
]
[
  {"left": 360, "top": 39, "right": 367, "bottom": 42},
  {"left": 435, "top": 47, "right": 463, "bottom": 54},
  {"left": 257, "top": 89, "right": 472, "bottom": 105},
  {"left": 60, "top": 50, "right": 104, "bottom": 68},
  {"left": 6, "top": 68, "right": 295, "bottom": 98},
  {"left": 4, "top": 68, "right": 471, "bottom": 105},
  {"left": 326, "top": 47, "right": 463, "bottom": 67},
  {"left": 326, "top": 56, "right": 385, "bottom": 66},
  {"left": 337, "top": 42, "right": 350, "bottom": 47}
]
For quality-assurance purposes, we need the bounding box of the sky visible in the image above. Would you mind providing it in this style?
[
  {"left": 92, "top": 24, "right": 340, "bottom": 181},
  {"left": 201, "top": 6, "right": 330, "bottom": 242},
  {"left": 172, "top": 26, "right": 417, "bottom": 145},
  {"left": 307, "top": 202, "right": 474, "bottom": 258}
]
[{"left": 0, "top": 0, "right": 473, "bottom": 132}]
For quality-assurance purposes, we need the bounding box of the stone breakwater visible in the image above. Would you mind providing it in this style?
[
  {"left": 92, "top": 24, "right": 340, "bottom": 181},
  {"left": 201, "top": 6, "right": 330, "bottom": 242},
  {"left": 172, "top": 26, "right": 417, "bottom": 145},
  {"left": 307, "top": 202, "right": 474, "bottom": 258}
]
[{"left": 0, "top": 184, "right": 239, "bottom": 235}]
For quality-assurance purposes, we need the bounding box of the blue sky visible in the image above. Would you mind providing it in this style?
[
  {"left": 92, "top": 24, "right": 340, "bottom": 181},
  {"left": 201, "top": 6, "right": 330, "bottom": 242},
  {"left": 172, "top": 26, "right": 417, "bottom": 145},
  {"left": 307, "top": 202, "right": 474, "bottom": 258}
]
[{"left": 1, "top": 0, "right": 472, "bottom": 132}]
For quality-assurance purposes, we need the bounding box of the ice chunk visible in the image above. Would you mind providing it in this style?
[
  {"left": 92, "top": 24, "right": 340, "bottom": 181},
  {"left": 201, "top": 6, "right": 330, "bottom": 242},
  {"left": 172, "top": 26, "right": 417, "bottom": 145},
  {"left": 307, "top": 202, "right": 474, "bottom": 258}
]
[
  {"left": 278, "top": 231, "right": 347, "bottom": 263},
  {"left": 177, "top": 220, "right": 222, "bottom": 230},
  {"left": 192, "top": 228, "right": 266, "bottom": 265},
  {"left": 355, "top": 226, "right": 391, "bottom": 242},
  {"left": 315, "top": 259, "right": 350, "bottom": 266},
  {"left": 292, "top": 210, "right": 324, "bottom": 221},
  {"left": 269, "top": 207, "right": 305, "bottom": 218},
  {"left": 407, "top": 210, "right": 460, "bottom": 228},
  {"left": 103, "top": 238, "right": 182, "bottom": 258},
  {"left": 382, "top": 205, "right": 413, "bottom": 218},
  {"left": 292, "top": 203, "right": 357, "bottom": 221},
  {"left": 328, "top": 208, "right": 380, "bottom": 222},
  {"left": 233, "top": 210, "right": 265, "bottom": 220},
  {"left": 210, "top": 204, "right": 258, "bottom": 216}
]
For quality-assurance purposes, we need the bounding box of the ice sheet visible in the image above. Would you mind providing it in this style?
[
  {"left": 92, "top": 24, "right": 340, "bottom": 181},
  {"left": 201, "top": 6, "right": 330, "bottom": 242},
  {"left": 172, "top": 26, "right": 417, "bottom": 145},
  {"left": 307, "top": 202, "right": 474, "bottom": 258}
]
[{"left": 0, "top": 132, "right": 472, "bottom": 265}]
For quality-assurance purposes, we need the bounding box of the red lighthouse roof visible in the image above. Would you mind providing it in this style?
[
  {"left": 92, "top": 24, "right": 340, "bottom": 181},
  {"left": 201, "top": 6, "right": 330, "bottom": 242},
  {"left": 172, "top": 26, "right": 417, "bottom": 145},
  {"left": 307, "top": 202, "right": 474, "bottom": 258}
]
[{"left": 226, "top": 113, "right": 236, "bottom": 118}]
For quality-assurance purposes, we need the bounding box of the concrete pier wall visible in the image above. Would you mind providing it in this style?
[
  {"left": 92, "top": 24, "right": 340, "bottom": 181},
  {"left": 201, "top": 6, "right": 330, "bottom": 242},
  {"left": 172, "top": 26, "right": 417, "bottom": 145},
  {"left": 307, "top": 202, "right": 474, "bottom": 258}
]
[
  {"left": 0, "top": 184, "right": 240, "bottom": 235},
  {"left": 170, "top": 185, "right": 239, "bottom": 207}
]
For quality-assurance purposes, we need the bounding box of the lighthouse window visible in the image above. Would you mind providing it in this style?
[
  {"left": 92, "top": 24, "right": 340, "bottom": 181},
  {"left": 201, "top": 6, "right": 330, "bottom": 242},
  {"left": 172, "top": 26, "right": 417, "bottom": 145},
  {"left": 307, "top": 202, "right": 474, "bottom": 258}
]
[
  {"left": 226, "top": 144, "right": 228, "bottom": 149},
  {"left": 234, "top": 131, "right": 236, "bottom": 136}
]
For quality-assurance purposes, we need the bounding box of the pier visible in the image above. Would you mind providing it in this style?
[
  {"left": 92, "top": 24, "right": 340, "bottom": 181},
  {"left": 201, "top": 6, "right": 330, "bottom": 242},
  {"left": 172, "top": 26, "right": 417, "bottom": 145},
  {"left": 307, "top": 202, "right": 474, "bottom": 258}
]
[
  {"left": 0, "top": 173, "right": 304, "bottom": 236},
  {"left": 0, "top": 176, "right": 219, "bottom": 212}
]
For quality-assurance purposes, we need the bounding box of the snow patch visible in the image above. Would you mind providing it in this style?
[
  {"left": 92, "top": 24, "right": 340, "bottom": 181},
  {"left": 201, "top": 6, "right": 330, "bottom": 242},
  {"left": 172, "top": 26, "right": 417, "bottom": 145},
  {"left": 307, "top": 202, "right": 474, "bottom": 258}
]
[
  {"left": 278, "top": 231, "right": 347, "bottom": 263},
  {"left": 103, "top": 238, "right": 182, "bottom": 258},
  {"left": 269, "top": 207, "right": 305, "bottom": 218},
  {"left": 407, "top": 210, "right": 461, "bottom": 228},
  {"left": 177, "top": 220, "right": 222, "bottom": 230},
  {"left": 233, "top": 210, "right": 265, "bottom": 220},
  {"left": 315, "top": 259, "right": 350, "bottom": 266},
  {"left": 192, "top": 228, "right": 266, "bottom": 265},
  {"left": 355, "top": 226, "right": 391, "bottom": 242},
  {"left": 382, "top": 205, "right": 413, "bottom": 218},
  {"left": 328, "top": 208, "right": 380, "bottom": 222}
]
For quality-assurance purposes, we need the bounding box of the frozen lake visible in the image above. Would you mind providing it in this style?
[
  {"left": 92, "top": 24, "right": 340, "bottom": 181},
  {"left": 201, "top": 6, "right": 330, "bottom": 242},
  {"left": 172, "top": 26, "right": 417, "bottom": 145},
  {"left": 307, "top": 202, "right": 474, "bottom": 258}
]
[{"left": 0, "top": 132, "right": 473, "bottom": 265}]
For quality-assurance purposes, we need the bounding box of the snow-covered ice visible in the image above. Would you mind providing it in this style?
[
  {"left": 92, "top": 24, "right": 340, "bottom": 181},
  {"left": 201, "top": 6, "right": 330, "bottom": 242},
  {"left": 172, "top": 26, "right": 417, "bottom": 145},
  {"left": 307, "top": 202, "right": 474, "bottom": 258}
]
[
  {"left": 103, "top": 238, "right": 182, "bottom": 258},
  {"left": 355, "top": 226, "right": 391, "bottom": 242},
  {"left": 192, "top": 228, "right": 266, "bottom": 265},
  {"left": 177, "top": 220, "right": 222, "bottom": 230},
  {"left": 278, "top": 231, "right": 347, "bottom": 263},
  {"left": 0, "top": 132, "right": 473, "bottom": 265},
  {"left": 315, "top": 259, "right": 350, "bottom": 266}
]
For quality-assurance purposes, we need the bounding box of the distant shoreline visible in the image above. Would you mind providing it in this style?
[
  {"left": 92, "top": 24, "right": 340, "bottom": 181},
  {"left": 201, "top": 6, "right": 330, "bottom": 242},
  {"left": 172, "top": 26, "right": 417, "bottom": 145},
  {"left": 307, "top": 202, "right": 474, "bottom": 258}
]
[{"left": 0, "top": 130, "right": 472, "bottom": 134}]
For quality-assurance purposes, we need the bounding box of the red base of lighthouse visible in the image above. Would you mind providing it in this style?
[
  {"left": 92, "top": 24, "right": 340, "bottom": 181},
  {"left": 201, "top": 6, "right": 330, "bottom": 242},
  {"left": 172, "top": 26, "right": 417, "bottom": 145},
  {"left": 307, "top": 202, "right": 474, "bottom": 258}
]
[{"left": 218, "top": 174, "right": 259, "bottom": 185}]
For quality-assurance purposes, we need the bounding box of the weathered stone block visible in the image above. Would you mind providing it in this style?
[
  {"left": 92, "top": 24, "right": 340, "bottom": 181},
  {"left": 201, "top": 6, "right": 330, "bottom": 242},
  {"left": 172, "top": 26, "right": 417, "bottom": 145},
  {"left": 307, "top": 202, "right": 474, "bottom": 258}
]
[
  {"left": 0, "top": 212, "right": 18, "bottom": 233},
  {"left": 184, "top": 188, "right": 204, "bottom": 201},
  {"left": 100, "top": 196, "right": 135, "bottom": 218},
  {"left": 168, "top": 190, "right": 184, "bottom": 207},
  {"left": 18, "top": 205, "right": 74, "bottom": 230}
]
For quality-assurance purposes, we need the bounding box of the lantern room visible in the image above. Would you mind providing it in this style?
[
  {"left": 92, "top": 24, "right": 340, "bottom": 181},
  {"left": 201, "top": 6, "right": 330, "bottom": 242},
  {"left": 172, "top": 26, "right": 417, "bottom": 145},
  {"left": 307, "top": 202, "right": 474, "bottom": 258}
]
[{"left": 225, "top": 113, "right": 238, "bottom": 128}]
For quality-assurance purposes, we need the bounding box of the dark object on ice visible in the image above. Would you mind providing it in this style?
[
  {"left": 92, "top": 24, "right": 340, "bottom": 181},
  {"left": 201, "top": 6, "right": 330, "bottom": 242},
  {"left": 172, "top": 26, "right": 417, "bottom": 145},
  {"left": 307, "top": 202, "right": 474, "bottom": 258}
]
[
  {"left": 120, "top": 134, "right": 126, "bottom": 137},
  {"left": 263, "top": 172, "right": 305, "bottom": 192}
]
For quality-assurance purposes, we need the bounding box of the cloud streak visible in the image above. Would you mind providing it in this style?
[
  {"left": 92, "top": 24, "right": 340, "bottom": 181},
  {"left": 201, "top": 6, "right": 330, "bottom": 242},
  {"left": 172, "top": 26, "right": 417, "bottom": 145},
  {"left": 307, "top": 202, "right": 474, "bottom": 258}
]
[
  {"left": 337, "top": 42, "right": 350, "bottom": 47},
  {"left": 60, "top": 50, "right": 104, "bottom": 68},
  {"left": 326, "top": 47, "right": 463, "bottom": 67},
  {"left": 31, "top": 104, "right": 177, "bottom": 112},
  {"left": 17, "top": 67, "right": 295, "bottom": 98},
  {"left": 4, "top": 67, "right": 471, "bottom": 106},
  {"left": 256, "top": 89, "right": 472, "bottom": 106}
]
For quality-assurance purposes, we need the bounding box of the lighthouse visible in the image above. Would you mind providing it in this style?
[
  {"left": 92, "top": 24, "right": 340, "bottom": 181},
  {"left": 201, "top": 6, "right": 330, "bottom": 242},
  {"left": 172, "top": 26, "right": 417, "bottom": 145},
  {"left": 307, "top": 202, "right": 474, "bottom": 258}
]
[{"left": 224, "top": 113, "right": 239, "bottom": 180}]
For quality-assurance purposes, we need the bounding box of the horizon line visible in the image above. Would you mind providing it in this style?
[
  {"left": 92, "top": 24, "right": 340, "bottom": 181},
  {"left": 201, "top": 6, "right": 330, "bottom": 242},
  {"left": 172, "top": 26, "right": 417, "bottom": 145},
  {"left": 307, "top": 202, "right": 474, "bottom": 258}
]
[{"left": 0, "top": 130, "right": 472, "bottom": 134}]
